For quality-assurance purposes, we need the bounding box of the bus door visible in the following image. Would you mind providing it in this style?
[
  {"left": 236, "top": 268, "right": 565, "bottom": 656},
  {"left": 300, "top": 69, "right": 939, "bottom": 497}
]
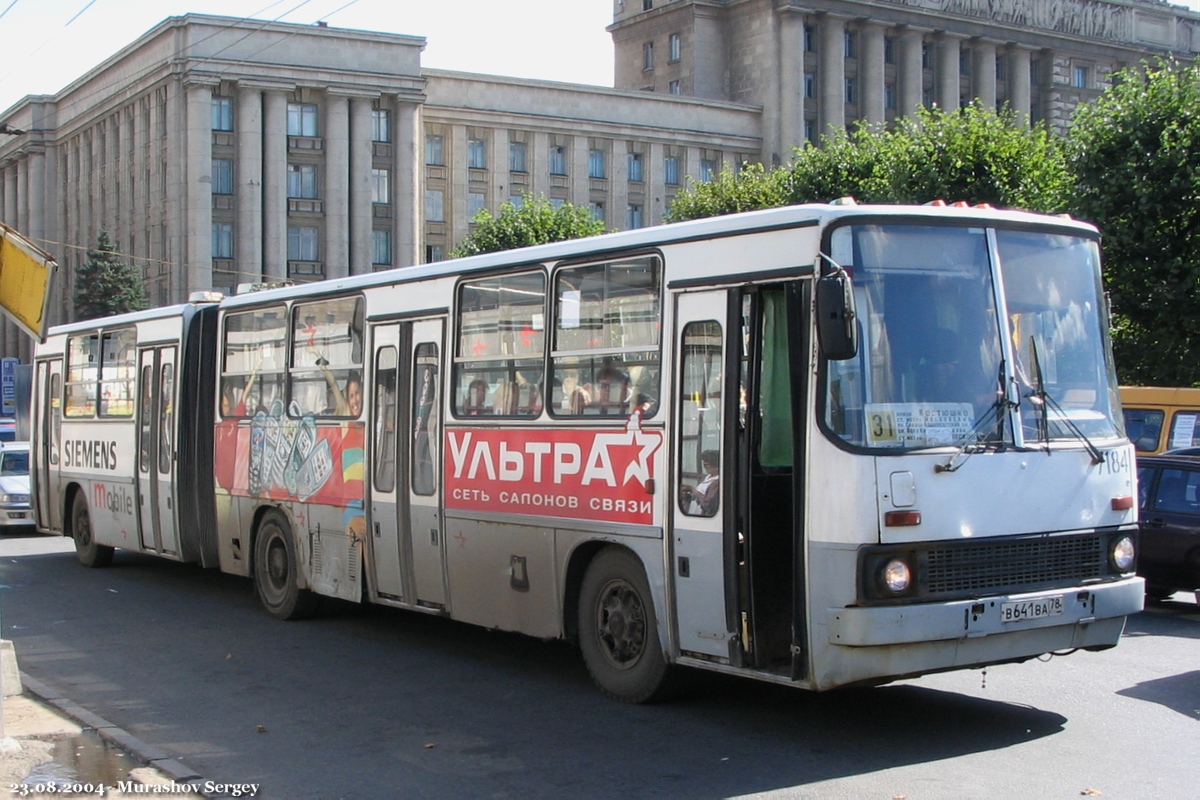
[
  {"left": 34, "top": 359, "right": 63, "bottom": 531},
  {"left": 368, "top": 319, "right": 447, "bottom": 607},
  {"left": 136, "top": 346, "right": 179, "bottom": 555},
  {"left": 672, "top": 290, "right": 736, "bottom": 660}
]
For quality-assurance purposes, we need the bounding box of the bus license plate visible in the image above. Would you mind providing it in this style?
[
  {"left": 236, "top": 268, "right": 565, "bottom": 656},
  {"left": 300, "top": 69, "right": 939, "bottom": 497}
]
[{"left": 1001, "top": 596, "right": 1064, "bottom": 623}]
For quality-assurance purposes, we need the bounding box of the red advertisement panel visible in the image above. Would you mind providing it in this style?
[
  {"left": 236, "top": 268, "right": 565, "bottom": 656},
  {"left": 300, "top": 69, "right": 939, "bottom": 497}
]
[{"left": 445, "top": 416, "right": 663, "bottom": 525}]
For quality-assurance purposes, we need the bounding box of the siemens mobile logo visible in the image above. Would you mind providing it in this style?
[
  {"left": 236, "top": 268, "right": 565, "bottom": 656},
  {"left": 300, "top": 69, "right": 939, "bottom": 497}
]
[{"left": 64, "top": 439, "right": 118, "bottom": 470}]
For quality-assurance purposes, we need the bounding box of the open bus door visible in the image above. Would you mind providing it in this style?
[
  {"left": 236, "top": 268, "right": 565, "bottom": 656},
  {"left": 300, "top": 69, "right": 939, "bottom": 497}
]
[
  {"left": 672, "top": 285, "right": 807, "bottom": 677},
  {"left": 368, "top": 318, "right": 447, "bottom": 607}
]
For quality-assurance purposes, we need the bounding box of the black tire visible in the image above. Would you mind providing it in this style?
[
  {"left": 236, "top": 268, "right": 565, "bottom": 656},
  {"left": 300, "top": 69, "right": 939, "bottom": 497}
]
[
  {"left": 254, "top": 511, "right": 319, "bottom": 620},
  {"left": 1145, "top": 585, "right": 1175, "bottom": 602},
  {"left": 71, "top": 491, "right": 113, "bottom": 568},
  {"left": 578, "top": 547, "right": 672, "bottom": 703}
]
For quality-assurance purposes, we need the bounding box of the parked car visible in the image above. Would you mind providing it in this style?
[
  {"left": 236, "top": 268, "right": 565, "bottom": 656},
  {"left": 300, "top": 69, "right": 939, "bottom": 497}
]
[
  {"left": 0, "top": 441, "right": 32, "bottom": 530},
  {"left": 1136, "top": 452, "right": 1200, "bottom": 599}
]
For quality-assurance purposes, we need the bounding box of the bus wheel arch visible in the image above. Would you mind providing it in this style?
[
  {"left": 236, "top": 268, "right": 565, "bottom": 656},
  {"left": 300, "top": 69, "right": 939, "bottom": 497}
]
[
  {"left": 68, "top": 485, "right": 114, "bottom": 568},
  {"left": 576, "top": 544, "right": 672, "bottom": 704},
  {"left": 251, "top": 508, "right": 319, "bottom": 620}
]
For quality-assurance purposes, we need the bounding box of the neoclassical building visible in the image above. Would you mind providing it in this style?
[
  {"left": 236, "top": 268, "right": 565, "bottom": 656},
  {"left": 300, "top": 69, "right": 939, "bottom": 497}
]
[{"left": 0, "top": 0, "right": 1195, "bottom": 361}]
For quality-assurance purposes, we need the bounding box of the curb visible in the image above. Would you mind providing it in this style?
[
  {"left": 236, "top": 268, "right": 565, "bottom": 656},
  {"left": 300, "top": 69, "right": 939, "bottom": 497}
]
[{"left": 20, "top": 672, "right": 208, "bottom": 789}]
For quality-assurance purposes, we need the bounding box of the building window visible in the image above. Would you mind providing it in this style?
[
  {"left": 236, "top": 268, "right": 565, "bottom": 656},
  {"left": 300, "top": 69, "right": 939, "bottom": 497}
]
[
  {"left": 509, "top": 141, "right": 527, "bottom": 172},
  {"left": 371, "top": 168, "right": 390, "bottom": 204},
  {"left": 996, "top": 54, "right": 1007, "bottom": 82},
  {"left": 700, "top": 159, "right": 716, "bottom": 182},
  {"left": 287, "top": 226, "right": 319, "bottom": 261},
  {"left": 804, "top": 72, "right": 815, "bottom": 100},
  {"left": 425, "top": 134, "right": 445, "bottom": 166},
  {"left": 508, "top": 194, "right": 525, "bottom": 209},
  {"left": 1031, "top": 59, "right": 1040, "bottom": 85},
  {"left": 588, "top": 148, "right": 606, "bottom": 179},
  {"left": 844, "top": 31, "right": 856, "bottom": 59},
  {"left": 468, "top": 138, "right": 486, "bottom": 169},
  {"left": 287, "top": 164, "right": 318, "bottom": 198},
  {"left": 426, "top": 244, "right": 443, "bottom": 263},
  {"left": 589, "top": 201, "right": 605, "bottom": 223},
  {"left": 212, "top": 223, "right": 233, "bottom": 259},
  {"left": 643, "top": 41, "right": 655, "bottom": 71},
  {"left": 922, "top": 44, "right": 932, "bottom": 70},
  {"left": 884, "top": 36, "right": 895, "bottom": 64},
  {"left": 960, "top": 48, "right": 971, "bottom": 75},
  {"left": 627, "top": 204, "right": 644, "bottom": 229},
  {"left": 885, "top": 83, "right": 896, "bottom": 110},
  {"left": 804, "top": 25, "right": 815, "bottom": 52},
  {"left": 845, "top": 78, "right": 856, "bottom": 105},
  {"left": 212, "top": 159, "right": 233, "bottom": 195},
  {"left": 468, "top": 191, "right": 486, "bottom": 220},
  {"left": 643, "top": 0, "right": 653, "bottom": 9},
  {"left": 628, "top": 152, "right": 644, "bottom": 182},
  {"left": 664, "top": 156, "right": 680, "bottom": 186},
  {"left": 668, "top": 80, "right": 681, "bottom": 95},
  {"left": 550, "top": 198, "right": 565, "bottom": 210},
  {"left": 805, "top": 120, "right": 816, "bottom": 144},
  {"left": 287, "top": 103, "right": 318, "bottom": 137},
  {"left": 669, "top": 32, "right": 681, "bottom": 62},
  {"left": 373, "top": 230, "right": 392, "bottom": 267},
  {"left": 372, "top": 110, "right": 390, "bottom": 143},
  {"left": 549, "top": 145, "right": 567, "bottom": 176},
  {"left": 425, "top": 189, "right": 444, "bottom": 222},
  {"left": 211, "top": 97, "right": 233, "bottom": 131},
  {"left": 1073, "top": 65, "right": 1090, "bottom": 89}
]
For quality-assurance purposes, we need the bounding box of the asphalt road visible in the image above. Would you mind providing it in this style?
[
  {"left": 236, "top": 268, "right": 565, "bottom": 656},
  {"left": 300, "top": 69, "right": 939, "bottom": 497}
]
[{"left": 1, "top": 532, "right": 1197, "bottom": 800}]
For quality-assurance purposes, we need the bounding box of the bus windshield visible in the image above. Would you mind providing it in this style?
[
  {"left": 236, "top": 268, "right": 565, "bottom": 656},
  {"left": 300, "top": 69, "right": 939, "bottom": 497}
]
[{"left": 824, "top": 223, "right": 1122, "bottom": 451}]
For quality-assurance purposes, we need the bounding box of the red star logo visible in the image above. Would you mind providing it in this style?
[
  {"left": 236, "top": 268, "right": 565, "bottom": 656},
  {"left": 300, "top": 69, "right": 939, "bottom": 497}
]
[
  {"left": 472, "top": 339, "right": 488, "bottom": 356},
  {"left": 521, "top": 325, "right": 535, "bottom": 348},
  {"left": 454, "top": 531, "right": 468, "bottom": 550},
  {"left": 301, "top": 320, "right": 318, "bottom": 346}
]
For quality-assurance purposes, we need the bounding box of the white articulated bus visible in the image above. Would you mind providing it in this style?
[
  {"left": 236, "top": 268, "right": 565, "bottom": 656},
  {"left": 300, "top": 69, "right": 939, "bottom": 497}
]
[{"left": 31, "top": 202, "right": 1144, "bottom": 702}]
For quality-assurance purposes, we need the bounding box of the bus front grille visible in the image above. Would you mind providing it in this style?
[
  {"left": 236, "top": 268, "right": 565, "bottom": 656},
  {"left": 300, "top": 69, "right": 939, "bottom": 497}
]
[{"left": 923, "top": 534, "right": 1108, "bottom": 596}]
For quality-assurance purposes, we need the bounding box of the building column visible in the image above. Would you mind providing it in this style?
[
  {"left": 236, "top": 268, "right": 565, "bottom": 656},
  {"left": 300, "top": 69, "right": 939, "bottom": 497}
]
[
  {"left": 349, "top": 96, "right": 373, "bottom": 275},
  {"left": 393, "top": 101, "right": 419, "bottom": 268},
  {"left": 324, "top": 93, "right": 350, "bottom": 280},
  {"left": 237, "top": 86, "right": 264, "bottom": 282},
  {"left": 571, "top": 134, "right": 589, "bottom": 208},
  {"left": 972, "top": 41, "right": 997, "bottom": 109},
  {"left": 185, "top": 81, "right": 214, "bottom": 294},
  {"left": 778, "top": 10, "right": 805, "bottom": 155},
  {"left": 898, "top": 29, "right": 924, "bottom": 119},
  {"left": 1008, "top": 46, "right": 1032, "bottom": 123},
  {"left": 936, "top": 34, "right": 961, "bottom": 110},
  {"left": 861, "top": 23, "right": 886, "bottom": 126},
  {"left": 818, "top": 15, "right": 846, "bottom": 137},
  {"left": 262, "top": 90, "right": 288, "bottom": 279},
  {"left": 647, "top": 141, "right": 664, "bottom": 226}
]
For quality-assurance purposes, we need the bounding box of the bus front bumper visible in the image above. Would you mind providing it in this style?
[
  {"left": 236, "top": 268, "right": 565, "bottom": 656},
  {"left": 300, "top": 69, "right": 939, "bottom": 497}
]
[{"left": 826, "top": 577, "right": 1145, "bottom": 647}]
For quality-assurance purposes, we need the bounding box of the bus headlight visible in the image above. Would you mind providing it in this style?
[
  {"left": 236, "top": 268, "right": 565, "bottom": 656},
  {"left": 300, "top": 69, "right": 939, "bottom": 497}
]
[
  {"left": 882, "top": 558, "right": 912, "bottom": 594},
  {"left": 1111, "top": 535, "right": 1135, "bottom": 572}
]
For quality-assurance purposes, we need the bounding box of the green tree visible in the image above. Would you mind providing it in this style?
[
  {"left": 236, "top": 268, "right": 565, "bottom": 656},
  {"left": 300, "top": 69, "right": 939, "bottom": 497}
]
[
  {"left": 667, "top": 103, "right": 1071, "bottom": 221},
  {"left": 73, "top": 231, "right": 148, "bottom": 321},
  {"left": 450, "top": 195, "right": 607, "bottom": 258},
  {"left": 1067, "top": 60, "right": 1200, "bottom": 386}
]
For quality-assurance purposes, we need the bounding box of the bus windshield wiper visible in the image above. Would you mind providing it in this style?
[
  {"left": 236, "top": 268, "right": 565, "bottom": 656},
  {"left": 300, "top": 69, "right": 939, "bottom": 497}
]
[
  {"left": 935, "top": 363, "right": 1013, "bottom": 473},
  {"left": 1027, "top": 336, "right": 1105, "bottom": 464}
]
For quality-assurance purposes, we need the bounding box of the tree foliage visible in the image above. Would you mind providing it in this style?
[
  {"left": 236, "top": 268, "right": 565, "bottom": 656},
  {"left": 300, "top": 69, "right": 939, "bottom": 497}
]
[
  {"left": 1067, "top": 60, "right": 1200, "bottom": 386},
  {"left": 667, "top": 103, "right": 1071, "bottom": 222},
  {"left": 73, "top": 231, "right": 148, "bottom": 321},
  {"left": 450, "top": 195, "right": 607, "bottom": 258}
]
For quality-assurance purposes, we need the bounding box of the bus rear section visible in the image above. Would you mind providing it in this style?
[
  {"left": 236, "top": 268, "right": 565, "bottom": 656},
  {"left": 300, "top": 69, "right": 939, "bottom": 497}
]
[{"left": 31, "top": 302, "right": 220, "bottom": 568}]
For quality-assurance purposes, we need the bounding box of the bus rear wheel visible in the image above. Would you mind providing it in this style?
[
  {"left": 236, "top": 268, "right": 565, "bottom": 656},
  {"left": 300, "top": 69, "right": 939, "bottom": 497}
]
[
  {"left": 578, "top": 547, "right": 671, "bottom": 703},
  {"left": 71, "top": 492, "right": 113, "bottom": 568},
  {"left": 254, "top": 512, "right": 319, "bottom": 620}
]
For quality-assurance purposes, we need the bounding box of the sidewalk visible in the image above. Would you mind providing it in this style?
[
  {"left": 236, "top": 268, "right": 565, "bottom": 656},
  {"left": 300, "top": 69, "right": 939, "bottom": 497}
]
[{"left": 1, "top": 641, "right": 207, "bottom": 798}]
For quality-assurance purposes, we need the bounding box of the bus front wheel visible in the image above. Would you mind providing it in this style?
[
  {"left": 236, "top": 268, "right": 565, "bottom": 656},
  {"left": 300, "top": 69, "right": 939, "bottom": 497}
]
[
  {"left": 71, "top": 492, "right": 113, "bottom": 568},
  {"left": 578, "top": 547, "right": 671, "bottom": 703},
  {"left": 254, "top": 512, "right": 319, "bottom": 620}
]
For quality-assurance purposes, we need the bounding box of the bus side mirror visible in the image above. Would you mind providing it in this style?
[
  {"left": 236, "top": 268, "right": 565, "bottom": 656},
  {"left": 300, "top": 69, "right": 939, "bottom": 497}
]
[{"left": 816, "top": 270, "right": 858, "bottom": 361}]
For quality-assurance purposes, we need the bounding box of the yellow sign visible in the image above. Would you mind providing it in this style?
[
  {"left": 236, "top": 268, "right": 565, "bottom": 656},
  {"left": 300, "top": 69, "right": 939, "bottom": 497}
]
[{"left": 0, "top": 221, "right": 55, "bottom": 341}]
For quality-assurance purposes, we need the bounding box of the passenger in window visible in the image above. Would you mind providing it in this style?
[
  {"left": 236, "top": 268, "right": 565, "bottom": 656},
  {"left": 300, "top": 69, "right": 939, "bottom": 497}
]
[
  {"left": 465, "top": 379, "right": 490, "bottom": 415},
  {"left": 681, "top": 450, "right": 720, "bottom": 516},
  {"left": 591, "top": 361, "right": 631, "bottom": 414},
  {"left": 318, "top": 363, "right": 362, "bottom": 417}
]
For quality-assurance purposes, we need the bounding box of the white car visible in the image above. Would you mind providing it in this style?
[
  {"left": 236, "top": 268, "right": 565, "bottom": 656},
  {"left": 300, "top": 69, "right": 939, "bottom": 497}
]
[{"left": 0, "top": 442, "right": 33, "bottom": 529}]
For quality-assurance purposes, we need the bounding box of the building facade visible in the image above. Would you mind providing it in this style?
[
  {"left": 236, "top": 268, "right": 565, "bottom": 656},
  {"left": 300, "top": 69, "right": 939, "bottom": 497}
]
[{"left": 0, "top": 0, "right": 1196, "bottom": 361}]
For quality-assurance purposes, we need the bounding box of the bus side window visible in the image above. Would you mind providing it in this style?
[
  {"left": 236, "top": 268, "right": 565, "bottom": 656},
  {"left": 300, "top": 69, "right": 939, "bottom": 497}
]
[{"left": 679, "top": 320, "right": 722, "bottom": 517}]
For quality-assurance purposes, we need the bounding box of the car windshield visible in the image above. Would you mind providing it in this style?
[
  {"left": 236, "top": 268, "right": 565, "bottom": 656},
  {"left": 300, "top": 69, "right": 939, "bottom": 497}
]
[
  {"left": 0, "top": 451, "right": 28, "bottom": 475},
  {"left": 823, "top": 222, "right": 1122, "bottom": 451}
]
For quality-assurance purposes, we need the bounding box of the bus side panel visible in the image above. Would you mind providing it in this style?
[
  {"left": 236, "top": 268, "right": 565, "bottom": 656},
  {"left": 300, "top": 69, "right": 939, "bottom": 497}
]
[{"left": 61, "top": 421, "right": 139, "bottom": 551}]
